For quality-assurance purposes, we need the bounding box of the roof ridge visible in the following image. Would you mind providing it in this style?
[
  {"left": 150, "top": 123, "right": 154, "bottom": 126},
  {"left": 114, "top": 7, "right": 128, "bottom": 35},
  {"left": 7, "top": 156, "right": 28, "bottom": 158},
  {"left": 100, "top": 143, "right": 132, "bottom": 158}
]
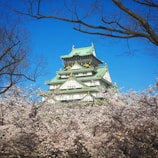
[
  {"left": 61, "top": 44, "right": 95, "bottom": 59},
  {"left": 73, "top": 45, "right": 93, "bottom": 50},
  {"left": 70, "top": 74, "right": 88, "bottom": 87},
  {"left": 72, "top": 43, "right": 94, "bottom": 50},
  {"left": 57, "top": 73, "right": 88, "bottom": 90}
]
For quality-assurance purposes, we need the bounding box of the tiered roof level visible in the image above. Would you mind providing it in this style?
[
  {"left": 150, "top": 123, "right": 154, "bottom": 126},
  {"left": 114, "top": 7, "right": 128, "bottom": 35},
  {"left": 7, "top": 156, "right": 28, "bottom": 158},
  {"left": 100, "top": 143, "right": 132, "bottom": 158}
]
[{"left": 44, "top": 43, "right": 113, "bottom": 103}]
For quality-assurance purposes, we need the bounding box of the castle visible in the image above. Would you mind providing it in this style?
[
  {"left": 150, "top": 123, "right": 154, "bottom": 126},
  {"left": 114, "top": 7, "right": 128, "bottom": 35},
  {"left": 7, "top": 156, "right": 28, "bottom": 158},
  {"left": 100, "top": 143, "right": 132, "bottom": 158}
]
[{"left": 43, "top": 44, "right": 113, "bottom": 103}]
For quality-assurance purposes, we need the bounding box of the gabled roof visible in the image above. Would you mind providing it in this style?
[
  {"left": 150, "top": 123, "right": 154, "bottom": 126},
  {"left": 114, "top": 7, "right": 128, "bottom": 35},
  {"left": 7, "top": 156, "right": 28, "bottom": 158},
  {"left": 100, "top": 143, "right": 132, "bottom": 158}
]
[
  {"left": 61, "top": 44, "right": 95, "bottom": 59},
  {"left": 46, "top": 65, "right": 112, "bottom": 85},
  {"left": 58, "top": 74, "right": 87, "bottom": 90},
  {"left": 54, "top": 87, "right": 95, "bottom": 94},
  {"left": 81, "top": 92, "right": 95, "bottom": 102}
]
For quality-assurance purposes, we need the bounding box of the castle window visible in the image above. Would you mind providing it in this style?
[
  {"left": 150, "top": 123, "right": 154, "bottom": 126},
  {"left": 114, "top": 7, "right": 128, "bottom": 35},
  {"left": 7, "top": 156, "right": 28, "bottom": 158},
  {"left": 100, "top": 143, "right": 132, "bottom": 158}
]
[{"left": 67, "top": 85, "right": 75, "bottom": 89}]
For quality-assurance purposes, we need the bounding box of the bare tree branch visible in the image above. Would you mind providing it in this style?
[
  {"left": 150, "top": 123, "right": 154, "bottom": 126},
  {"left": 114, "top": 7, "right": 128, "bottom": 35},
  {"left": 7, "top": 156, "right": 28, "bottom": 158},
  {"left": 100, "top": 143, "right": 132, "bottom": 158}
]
[
  {"left": 0, "top": 41, "right": 20, "bottom": 60},
  {"left": 0, "top": 12, "right": 43, "bottom": 94},
  {"left": 73, "top": 26, "right": 143, "bottom": 39},
  {"left": 112, "top": 0, "right": 158, "bottom": 45},
  {"left": 11, "top": 0, "right": 158, "bottom": 54},
  {"left": 134, "top": 0, "right": 158, "bottom": 8}
]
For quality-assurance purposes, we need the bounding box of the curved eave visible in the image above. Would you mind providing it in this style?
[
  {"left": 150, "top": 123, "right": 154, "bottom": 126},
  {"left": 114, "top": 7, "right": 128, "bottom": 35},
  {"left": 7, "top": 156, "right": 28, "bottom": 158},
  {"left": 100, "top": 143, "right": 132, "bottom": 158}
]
[
  {"left": 46, "top": 66, "right": 111, "bottom": 85},
  {"left": 46, "top": 76, "right": 112, "bottom": 86},
  {"left": 92, "top": 55, "right": 103, "bottom": 64},
  {"left": 61, "top": 54, "right": 91, "bottom": 59},
  {"left": 101, "top": 78, "right": 113, "bottom": 86},
  {"left": 61, "top": 45, "right": 94, "bottom": 58},
  {"left": 61, "top": 55, "right": 103, "bottom": 64}
]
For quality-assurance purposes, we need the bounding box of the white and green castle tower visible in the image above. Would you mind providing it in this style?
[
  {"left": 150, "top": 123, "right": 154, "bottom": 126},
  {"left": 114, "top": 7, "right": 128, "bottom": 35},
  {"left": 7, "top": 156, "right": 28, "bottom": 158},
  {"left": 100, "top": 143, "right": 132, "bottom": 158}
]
[{"left": 43, "top": 44, "right": 113, "bottom": 103}]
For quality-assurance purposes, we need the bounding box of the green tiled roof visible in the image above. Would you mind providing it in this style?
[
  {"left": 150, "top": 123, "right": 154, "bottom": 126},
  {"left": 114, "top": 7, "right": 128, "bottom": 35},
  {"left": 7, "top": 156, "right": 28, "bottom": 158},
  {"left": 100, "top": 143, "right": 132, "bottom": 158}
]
[
  {"left": 54, "top": 87, "right": 95, "bottom": 94},
  {"left": 58, "top": 74, "right": 88, "bottom": 90},
  {"left": 45, "top": 66, "right": 110, "bottom": 85},
  {"left": 61, "top": 45, "right": 94, "bottom": 59}
]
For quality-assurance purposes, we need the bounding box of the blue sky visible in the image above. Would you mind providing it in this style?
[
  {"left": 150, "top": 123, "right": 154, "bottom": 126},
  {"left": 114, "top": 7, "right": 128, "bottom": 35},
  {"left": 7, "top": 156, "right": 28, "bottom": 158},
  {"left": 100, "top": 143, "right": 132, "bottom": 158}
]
[
  {"left": 2, "top": 0, "right": 158, "bottom": 92},
  {"left": 27, "top": 19, "right": 158, "bottom": 92}
]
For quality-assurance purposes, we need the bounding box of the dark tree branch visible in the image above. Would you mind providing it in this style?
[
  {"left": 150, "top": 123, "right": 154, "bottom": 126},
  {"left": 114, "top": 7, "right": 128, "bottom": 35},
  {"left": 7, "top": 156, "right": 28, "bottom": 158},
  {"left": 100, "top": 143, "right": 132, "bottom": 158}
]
[
  {"left": 0, "top": 41, "right": 20, "bottom": 60},
  {"left": 112, "top": 0, "right": 158, "bottom": 45},
  {"left": 0, "top": 72, "right": 36, "bottom": 82},
  {"left": 73, "top": 27, "right": 143, "bottom": 39},
  {"left": 0, "top": 57, "right": 22, "bottom": 73},
  {"left": 134, "top": 0, "right": 158, "bottom": 8},
  {"left": 0, "top": 21, "right": 41, "bottom": 94},
  {"left": 13, "top": 0, "right": 158, "bottom": 47},
  {"left": 0, "top": 73, "right": 16, "bottom": 94}
]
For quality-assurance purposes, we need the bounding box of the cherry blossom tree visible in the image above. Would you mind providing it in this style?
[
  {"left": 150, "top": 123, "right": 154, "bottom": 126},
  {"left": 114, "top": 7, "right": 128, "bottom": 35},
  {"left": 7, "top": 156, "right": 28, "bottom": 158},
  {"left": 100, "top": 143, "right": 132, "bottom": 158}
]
[{"left": 0, "top": 85, "right": 158, "bottom": 157}]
